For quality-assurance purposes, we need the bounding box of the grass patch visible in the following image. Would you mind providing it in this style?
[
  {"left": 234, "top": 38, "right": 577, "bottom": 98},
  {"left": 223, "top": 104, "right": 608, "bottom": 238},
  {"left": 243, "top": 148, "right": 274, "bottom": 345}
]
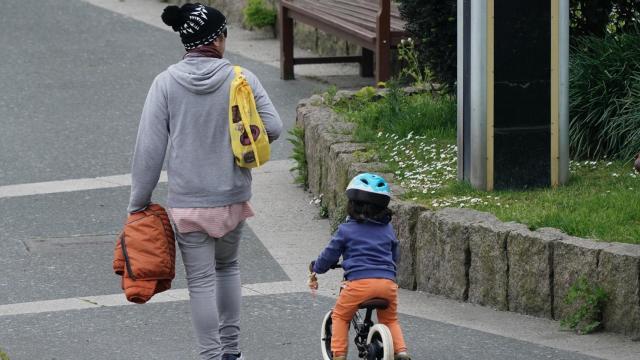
[
  {"left": 331, "top": 90, "right": 640, "bottom": 244},
  {"left": 333, "top": 84, "right": 457, "bottom": 143}
]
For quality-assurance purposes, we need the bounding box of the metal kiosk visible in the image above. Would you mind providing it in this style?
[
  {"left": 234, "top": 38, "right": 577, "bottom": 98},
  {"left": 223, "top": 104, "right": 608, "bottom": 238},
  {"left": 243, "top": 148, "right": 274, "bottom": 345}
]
[{"left": 457, "top": 0, "right": 570, "bottom": 190}]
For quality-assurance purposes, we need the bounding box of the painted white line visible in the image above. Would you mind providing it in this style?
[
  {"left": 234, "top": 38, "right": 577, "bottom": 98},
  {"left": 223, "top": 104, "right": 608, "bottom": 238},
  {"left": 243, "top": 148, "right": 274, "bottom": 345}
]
[
  {"left": 0, "top": 298, "right": 98, "bottom": 316},
  {"left": 0, "top": 281, "right": 294, "bottom": 317},
  {"left": 0, "top": 172, "right": 167, "bottom": 199}
]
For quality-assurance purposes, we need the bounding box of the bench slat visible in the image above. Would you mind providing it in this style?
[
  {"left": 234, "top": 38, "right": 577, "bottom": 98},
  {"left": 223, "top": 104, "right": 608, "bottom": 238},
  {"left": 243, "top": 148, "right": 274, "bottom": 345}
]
[
  {"left": 314, "top": 1, "right": 405, "bottom": 30},
  {"left": 282, "top": 0, "right": 405, "bottom": 44},
  {"left": 332, "top": 0, "right": 406, "bottom": 26},
  {"left": 287, "top": 0, "right": 405, "bottom": 26},
  {"left": 307, "top": 2, "right": 378, "bottom": 32},
  {"left": 286, "top": 6, "right": 377, "bottom": 47}
]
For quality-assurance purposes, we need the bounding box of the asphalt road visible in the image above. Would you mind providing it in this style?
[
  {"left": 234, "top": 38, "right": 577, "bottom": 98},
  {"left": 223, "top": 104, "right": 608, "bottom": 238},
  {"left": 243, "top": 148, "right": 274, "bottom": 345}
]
[{"left": 0, "top": 1, "right": 609, "bottom": 359}]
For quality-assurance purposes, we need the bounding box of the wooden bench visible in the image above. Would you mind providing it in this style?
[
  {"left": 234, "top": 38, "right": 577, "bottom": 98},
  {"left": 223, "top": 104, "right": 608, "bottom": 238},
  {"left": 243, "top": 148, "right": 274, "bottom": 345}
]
[{"left": 279, "top": 0, "right": 407, "bottom": 82}]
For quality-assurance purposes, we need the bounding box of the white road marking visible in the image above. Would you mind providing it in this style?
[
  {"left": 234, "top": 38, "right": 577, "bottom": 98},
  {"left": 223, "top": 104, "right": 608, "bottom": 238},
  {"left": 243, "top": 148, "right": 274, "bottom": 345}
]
[
  {"left": 0, "top": 172, "right": 167, "bottom": 199},
  {"left": 0, "top": 280, "right": 305, "bottom": 317}
]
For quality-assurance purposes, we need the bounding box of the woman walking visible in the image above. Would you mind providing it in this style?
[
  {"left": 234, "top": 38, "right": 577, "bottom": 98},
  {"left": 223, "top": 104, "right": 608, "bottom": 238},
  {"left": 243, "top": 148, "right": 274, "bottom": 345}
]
[{"left": 127, "top": 3, "right": 282, "bottom": 359}]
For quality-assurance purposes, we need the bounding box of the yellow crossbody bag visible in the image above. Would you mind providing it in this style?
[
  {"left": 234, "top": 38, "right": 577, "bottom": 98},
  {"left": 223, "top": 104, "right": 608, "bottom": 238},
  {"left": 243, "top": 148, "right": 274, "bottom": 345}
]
[{"left": 228, "top": 66, "right": 270, "bottom": 168}]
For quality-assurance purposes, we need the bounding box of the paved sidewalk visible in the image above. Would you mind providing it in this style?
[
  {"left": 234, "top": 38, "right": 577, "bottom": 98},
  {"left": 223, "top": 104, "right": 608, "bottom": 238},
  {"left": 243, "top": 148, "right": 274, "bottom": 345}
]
[
  {"left": 0, "top": 1, "right": 638, "bottom": 359},
  {"left": 84, "top": 0, "right": 375, "bottom": 90}
]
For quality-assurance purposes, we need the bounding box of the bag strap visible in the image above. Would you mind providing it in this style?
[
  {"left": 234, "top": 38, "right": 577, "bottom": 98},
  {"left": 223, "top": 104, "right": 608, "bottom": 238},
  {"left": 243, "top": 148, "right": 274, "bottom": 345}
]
[
  {"left": 119, "top": 232, "right": 136, "bottom": 281},
  {"left": 233, "top": 66, "right": 263, "bottom": 167}
]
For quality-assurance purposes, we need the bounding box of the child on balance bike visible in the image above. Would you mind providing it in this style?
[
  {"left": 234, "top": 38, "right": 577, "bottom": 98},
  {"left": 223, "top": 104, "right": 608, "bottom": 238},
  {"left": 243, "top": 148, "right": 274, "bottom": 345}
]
[{"left": 308, "top": 173, "right": 412, "bottom": 360}]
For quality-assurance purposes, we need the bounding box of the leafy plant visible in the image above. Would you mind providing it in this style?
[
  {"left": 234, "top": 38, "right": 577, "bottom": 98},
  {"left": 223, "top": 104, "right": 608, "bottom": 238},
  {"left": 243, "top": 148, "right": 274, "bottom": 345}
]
[
  {"left": 570, "top": 0, "right": 640, "bottom": 37},
  {"left": 288, "top": 126, "right": 307, "bottom": 187},
  {"left": 560, "top": 276, "right": 608, "bottom": 334},
  {"left": 398, "top": 0, "right": 457, "bottom": 93},
  {"left": 0, "top": 348, "right": 9, "bottom": 360},
  {"left": 319, "top": 204, "right": 329, "bottom": 218},
  {"left": 243, "top": 0, "right": 277, "bottom": 29},
  {"left": 569, "top": 30, "right": 640, "bottom": 160},
  {"left": 323, "top": 85, "right": 338, "bottom": 106},
  {"left": 354, "top": 86, "right": 377, "bottom": 102},
  {"left": 352, "top": 149, "right": 378, "bottom": 163},
  {"left": 397, "top": 38, "right": 432, "bottom": 88}
]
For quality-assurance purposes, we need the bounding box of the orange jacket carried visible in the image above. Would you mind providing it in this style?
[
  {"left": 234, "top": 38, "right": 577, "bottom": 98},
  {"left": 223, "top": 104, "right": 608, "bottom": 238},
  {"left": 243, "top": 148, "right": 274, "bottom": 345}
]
[{"left": 113, "top": 203, "right": 176, "bottom": 304}]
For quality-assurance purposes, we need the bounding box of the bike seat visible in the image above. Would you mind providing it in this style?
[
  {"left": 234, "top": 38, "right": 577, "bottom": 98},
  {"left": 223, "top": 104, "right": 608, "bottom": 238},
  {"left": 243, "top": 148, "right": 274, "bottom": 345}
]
[{"left": 359, "top": 298, "right": 389, "bottom": 310}]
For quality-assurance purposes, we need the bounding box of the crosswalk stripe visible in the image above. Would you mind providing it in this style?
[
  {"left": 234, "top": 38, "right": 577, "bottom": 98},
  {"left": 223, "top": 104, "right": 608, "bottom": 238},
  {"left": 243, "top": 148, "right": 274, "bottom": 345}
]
[
  {"left": 0, "top": 280, "right": 306, "bottom": 317},
  {"left": 0, "top": 172, "right": 168, "bottom": 199}
]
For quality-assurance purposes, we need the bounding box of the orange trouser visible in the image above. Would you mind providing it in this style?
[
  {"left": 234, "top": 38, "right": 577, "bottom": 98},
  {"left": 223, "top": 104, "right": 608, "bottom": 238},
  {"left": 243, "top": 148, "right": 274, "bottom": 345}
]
[{"left": 331, "top": 278, "right": 407, "bottom": 356}]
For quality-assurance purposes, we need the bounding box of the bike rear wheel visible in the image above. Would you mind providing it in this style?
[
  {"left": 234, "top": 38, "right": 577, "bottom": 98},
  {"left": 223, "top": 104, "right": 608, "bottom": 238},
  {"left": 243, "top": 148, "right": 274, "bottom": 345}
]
[
  {"left": 320, "top": 310, "right": 334, "bottom": 360},
  {"left": 366, "top": 324, "right": 394, "bottom": 360}
]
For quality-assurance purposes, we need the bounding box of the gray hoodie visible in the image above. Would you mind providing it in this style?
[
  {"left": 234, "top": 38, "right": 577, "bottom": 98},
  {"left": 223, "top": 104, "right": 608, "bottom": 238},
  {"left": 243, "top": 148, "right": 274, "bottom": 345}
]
[{"left": 128, "top": 57, "right": 282, "bottom": 212}]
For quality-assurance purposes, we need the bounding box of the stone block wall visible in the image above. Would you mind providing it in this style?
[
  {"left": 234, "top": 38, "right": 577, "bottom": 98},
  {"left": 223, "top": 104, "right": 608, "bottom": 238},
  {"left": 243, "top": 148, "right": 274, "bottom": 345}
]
[{"left": 295, "top": 98, "right": 640, "bottom": 337}]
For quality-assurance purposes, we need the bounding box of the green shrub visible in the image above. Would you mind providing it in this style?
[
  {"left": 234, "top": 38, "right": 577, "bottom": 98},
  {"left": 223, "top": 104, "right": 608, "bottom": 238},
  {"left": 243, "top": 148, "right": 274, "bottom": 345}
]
[
  {"left": 397, "top": 38, "right": 432, "bottom": 88},
  {"left": 0, "top": 348, "right": 9, "bottom": 360},
  {"left": 570, "top": 0, "right": 640, "bottom": 37},
  {"left": 561, "top": 276, "right": 608, "bottom": 334},
  {"left": 243, "top": 0, "right": 277, "bottom": 29},
  {"left": 569, "top": 31, "right": 640, "bottom": 160},
  {"left": 398, "top": 0, "right": 457, "bottom": 92},
  {"left": 287, "top": 125, "right": 307, "bottom": 187}
]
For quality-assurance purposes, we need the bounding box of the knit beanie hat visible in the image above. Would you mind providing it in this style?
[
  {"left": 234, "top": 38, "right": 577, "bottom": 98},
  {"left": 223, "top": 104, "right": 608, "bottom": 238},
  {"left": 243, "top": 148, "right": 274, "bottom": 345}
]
[{"left": 161, "top": 3, "right": 227, "bottom": 50}]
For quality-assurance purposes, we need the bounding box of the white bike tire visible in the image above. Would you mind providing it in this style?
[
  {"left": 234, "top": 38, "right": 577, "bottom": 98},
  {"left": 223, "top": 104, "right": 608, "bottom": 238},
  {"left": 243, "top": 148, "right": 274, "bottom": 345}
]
[
  {"left": 320, "top": 310, "right": 333, "bottom": 360},
  {"left": 366, "top": 324, "right": 394, "bottom": 360}
]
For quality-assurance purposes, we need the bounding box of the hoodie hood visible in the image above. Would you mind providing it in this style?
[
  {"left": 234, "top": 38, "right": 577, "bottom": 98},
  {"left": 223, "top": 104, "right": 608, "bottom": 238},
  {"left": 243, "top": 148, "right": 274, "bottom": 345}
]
[{"left": 167, "top": 57, "right": 233, "bottom": 95}]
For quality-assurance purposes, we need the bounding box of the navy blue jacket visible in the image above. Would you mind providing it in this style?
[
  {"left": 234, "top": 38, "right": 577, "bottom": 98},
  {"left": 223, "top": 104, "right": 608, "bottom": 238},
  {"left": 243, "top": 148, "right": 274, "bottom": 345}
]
[{"left": 312, "top": 217, "right": 398, "bottom": 281}]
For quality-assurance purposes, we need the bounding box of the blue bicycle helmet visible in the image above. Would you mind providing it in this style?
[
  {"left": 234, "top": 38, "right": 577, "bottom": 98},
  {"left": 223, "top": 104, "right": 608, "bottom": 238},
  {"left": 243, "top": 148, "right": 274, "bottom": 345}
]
[{"left": 346, "top": 173, "right": 391, "bottom": 207}]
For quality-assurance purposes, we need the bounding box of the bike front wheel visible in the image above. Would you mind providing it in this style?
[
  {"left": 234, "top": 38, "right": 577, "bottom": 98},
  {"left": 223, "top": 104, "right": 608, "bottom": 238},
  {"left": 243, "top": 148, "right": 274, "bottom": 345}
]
[
  {"left": 366, "top": 324, "right": 394, "bottom": 360},
  {"left": 320, "top": 310, "right": 333, "bottom": 360}
]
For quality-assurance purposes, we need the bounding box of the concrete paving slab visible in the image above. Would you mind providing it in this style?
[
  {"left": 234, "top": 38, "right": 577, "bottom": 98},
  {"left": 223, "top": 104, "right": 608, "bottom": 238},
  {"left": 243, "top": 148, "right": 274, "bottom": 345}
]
[
  {"left": 0, "top": 185, "right": 288, "bottom": 304},
  {"left": 0, "top": 184, "right": 167, "bottom": 241},
  {"left": 0, "top": 293, "right": 602, "bottom": 360}
]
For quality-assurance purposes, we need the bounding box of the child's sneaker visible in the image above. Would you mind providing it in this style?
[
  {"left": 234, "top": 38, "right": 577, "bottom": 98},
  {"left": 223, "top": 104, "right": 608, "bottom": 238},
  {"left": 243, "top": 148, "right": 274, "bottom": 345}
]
[
  {"left": 221, "top": 353, "right": 244, "bottom": 360},
  {"left": 395, "top": 352, "right": 412, "bottom": 360}
]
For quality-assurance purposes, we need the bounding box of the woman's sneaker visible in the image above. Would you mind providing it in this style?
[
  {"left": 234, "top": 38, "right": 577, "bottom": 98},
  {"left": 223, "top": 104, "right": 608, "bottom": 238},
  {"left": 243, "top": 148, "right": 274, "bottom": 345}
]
[
  {"left": 221, "top": 353, "right": 244, "bottom": 360},
  {"left": 395, "top": 353, "right": 412, "bottom": 360}
]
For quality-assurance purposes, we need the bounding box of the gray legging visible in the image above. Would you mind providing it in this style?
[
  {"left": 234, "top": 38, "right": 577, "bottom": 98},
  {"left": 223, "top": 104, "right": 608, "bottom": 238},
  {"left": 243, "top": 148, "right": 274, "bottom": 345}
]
[{"left": 176, "top": 222, "right": 244, "bottom": 360}]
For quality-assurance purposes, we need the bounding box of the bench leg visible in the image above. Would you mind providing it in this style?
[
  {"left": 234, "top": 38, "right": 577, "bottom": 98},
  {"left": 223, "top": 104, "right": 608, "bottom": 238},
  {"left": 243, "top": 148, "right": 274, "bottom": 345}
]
[
  {"left": 375, "top": 0, "right": 391, "bottom": 83},
  {"left": 360, "top": 48, "right": 374, "bottom": 78},
  {"left": 279, "top": 6, "right": 295, "bottom": 80},
  {"left": 375, "top": 40, "right": 391, "bottom": 83}
]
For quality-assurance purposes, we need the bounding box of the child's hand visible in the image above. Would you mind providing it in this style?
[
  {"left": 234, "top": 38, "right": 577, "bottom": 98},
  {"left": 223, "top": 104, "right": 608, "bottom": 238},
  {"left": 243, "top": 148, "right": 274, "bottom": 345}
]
[{"left": 308, "top": 272, "right": 318, "bottom": 290}]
